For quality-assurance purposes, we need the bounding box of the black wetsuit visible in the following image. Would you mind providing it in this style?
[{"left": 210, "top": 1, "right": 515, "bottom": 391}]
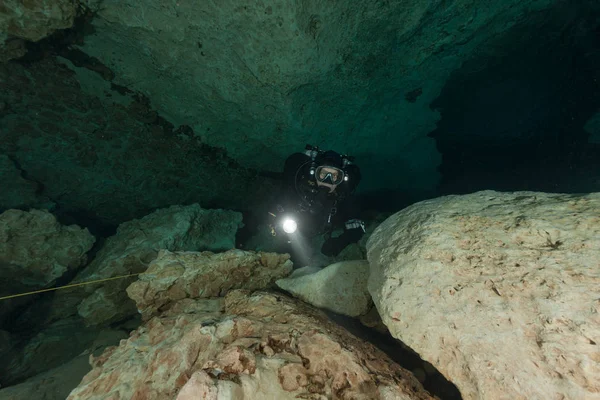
[{"left": 277, "top": 152, "right": 364, "bottom": 256}]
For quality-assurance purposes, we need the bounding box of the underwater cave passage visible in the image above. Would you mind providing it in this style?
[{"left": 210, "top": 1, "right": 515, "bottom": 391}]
[{"left": 429, "top": 4, "right": 600, "bottom": 196}]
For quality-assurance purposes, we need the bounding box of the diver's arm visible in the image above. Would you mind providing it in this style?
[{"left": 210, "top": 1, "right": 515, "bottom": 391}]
[
  {"left": 320, "top": 197, "right": 365, "bottom": 256},
  {"left": 320, "top": 224, "right": 365, "bottom": 256}
]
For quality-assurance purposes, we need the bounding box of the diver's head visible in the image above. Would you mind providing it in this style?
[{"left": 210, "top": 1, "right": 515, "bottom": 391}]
[
  {"left": 313, "top": 150, "right": 346, "bottom": 193},
  {"left": 315, "top": 166, "right": 343, "bottom": 192},
  {"left": 302, "top": 146, "right": 359, "bottom": 194}
]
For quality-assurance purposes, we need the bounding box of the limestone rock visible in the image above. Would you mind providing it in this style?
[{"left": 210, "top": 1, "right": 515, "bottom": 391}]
[
  {"left": 0, "top": 317, "right": 128, "bottom": 387},
  {"left": 0, "top": 0, "right": 77, "bottom": 62},
  {"left": 2, "top": 0, "right": 580, "bottom": 225},
  {"left": 287, "top": 265, "right": 323, "bottom": 279},
  {"left": 0, "top": 36, "right": 26, "bottom": 62},
  {"left": 0, "top": 154, "right": 42, "bottom": 210},
  {"left": 367, "top": 190, "right": 600, "bottom": 400},
  {"left": 0, "top": 58, "right": 277, "bottom": 227},
  {"left": 0, "top": 0, "right": 76, "bottom": 42},
  {"left": 126, "top": 249, "right": 293, "bottom": 321},
  {"left": 22, "top": 204, "right": 242, "bottom": 328},
  {"left": 276, "top": 260, "right": 372, "bottom": 317},
  {"left": 67, "top": 290, "right": 435, "bottom": 400},
  {"left": 0, "top": 355, "right": 91, "bottom": 400},
  {"left": 358, "top": 306, "right": 390, "bottom": 335},
  {"left": 72, "top": 0, "right": 559, "bottom": 196},
  {"left": 0, "top": 296, "right": 33, "bottom": 329},
  {"left": 0, "top": 209, "right": 94, "bottom": 291},
  {"left": 276, "top": 262, "right": 389, "bottom": 334},
  {"left": 0, "top": 326, "right": 129, "bottom": 398},
  {"left": 67, "top": 204, "right": 243, "bottom": 326},
  {"left": 1, "top": 1, "right": 595, "bottom": 227}
]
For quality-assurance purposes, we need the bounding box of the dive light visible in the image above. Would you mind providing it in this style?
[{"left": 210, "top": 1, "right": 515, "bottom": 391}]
[{"left": 282, "top": 218, "right": 298, "bottom": 234}]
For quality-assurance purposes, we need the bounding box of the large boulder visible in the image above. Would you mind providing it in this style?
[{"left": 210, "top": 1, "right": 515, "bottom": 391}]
[
  {"left": 44, "top": 204, "right": 243, "bottom": 327},
  {"left": 127, "top": 249, "right": 293, "bottom": 321},
  {"left": 67, "top": 290, "right": 435, "bottom": 400},
  {"left": 276, "top": 261, "right": 390, "bottom": 335},
  {"left": 0, "top": 209, "right": 94, "bottom": 290},
  {"left": 0, "top": 0, "right": 76, "bottom": 42},
  {"left": 0, "top": 209, "right": 95, "bottom": 325},
  {"left": 0, "top": 0, "right": 77, "bottom": 62},
  {"left": 367, "top": 190, "right": 600, "bottom": 400},
  {"left": 276, "top": 260, "right": 372, "bottom": 317}
]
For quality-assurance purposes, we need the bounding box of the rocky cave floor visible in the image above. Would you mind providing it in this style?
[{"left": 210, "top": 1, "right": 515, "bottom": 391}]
[{"left": 0, "top": 205, "right": 461, "bottom": 400}]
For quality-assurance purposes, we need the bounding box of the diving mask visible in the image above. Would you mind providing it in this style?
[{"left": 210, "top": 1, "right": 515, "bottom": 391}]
[{"left": 315, "top": 166, "right": 344, "bottom": 185}]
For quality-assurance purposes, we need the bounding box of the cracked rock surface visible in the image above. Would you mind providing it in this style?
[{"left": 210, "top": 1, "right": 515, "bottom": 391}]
[
  {"left": 0, "top": 154, "right": 48, "bottom": 211},
  {"left": 30, "top": 204, "right": 242, "bottom": 327},
  {"left": 0, "top": 208, "right": 95, "bottom": 326},
  {"left": 0, "top": 58, "right": 274, "bottom": 227},
  {"left": 67, "top": 289, "right": 435, "bottom": 400},
  {"left": 367, "top": 190, "right": 600, "bottom": 400},
  {"left": 0, "top": 209, "right": 94, "bottom": 291},
  {"left": 127, "top": 249, "right": 293, "bottom": 321},
  {"left": 17, "top": 0, "right": 559, "bottom": 197}
]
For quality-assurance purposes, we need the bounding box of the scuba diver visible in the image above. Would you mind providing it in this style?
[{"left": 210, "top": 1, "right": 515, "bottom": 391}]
[{"left": 268, "top": 144, "right": 365, "bottom": 258}]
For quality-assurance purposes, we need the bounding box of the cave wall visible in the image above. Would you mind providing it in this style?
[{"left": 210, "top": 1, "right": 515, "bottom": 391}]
[
  {"left": 63, "top": 0, "right": 561, "bottom": 197},
  {"left": 0, "top": 58, "right": 274, "bottom": 230},
  {"left": 3, "top": 0, "right": 597, "bottom": 228}
]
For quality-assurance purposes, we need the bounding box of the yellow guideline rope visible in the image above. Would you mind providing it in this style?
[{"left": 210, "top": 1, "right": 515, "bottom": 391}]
[{"left": 0, "top": 273, "right": 141, "bottom": 301}]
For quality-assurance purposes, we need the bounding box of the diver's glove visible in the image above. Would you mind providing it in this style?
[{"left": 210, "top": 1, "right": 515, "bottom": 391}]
[{"left": 321, "top": 220, "right": 365, "bottom": 257}]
